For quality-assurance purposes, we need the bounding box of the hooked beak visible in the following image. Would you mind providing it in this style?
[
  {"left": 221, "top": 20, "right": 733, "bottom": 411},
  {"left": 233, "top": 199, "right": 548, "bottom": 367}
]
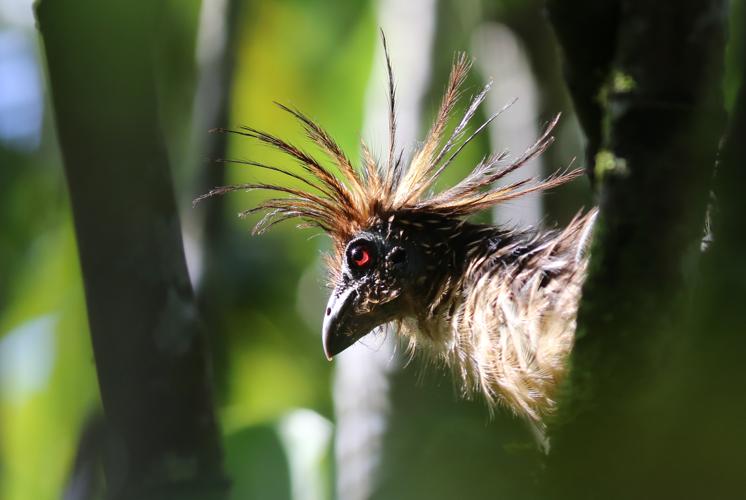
[{"left": 322, "top": 285, "right": 369, "bottom": 360}]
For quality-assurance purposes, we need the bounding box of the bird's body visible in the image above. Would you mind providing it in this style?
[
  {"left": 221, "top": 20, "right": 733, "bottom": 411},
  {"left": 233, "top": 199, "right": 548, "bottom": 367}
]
[{"left": 198, "top": 39, "right": 596, "bottom": 426}]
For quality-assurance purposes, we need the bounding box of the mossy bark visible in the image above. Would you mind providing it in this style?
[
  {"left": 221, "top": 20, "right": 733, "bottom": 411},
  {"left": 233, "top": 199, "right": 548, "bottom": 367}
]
[{"left": 547, "top": 1, "right": 729, "bottom": 498}]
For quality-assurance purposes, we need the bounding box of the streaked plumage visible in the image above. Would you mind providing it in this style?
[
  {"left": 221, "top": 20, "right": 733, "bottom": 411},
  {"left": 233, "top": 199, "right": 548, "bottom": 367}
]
[{"left": 197, "top": 36, "right": 596, "bottom": 427}]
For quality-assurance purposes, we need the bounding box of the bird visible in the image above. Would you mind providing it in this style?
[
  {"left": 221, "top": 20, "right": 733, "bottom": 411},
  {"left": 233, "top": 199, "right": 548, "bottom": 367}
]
[{"left": 196, "top": 40, "right": 597, "bottom": 429}]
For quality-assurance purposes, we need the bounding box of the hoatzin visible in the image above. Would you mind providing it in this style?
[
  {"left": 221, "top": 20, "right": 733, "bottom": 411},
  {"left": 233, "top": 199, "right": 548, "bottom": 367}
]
[{"left": 197, "top": 43, "right": 597, "bottom": 428}]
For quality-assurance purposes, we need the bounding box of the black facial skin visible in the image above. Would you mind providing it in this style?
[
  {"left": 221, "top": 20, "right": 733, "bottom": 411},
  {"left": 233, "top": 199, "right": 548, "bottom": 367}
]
[{"left": 322, "top": 213, "right": 467, "bottom": 359}]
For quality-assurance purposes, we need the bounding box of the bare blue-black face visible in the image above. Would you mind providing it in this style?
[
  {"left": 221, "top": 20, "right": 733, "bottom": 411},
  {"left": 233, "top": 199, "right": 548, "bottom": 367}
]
[{"left": 321, "top": 214, "right": 453, "bottom": 359}]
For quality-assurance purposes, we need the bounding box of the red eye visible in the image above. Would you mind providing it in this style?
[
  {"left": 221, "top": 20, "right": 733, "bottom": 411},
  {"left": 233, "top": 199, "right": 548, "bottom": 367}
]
[
  {"left": 348, "top": 241, "right": 375, "bottom": 269},
  {"left": 351, "top": 246, "right": 370, "bottom": 267}
]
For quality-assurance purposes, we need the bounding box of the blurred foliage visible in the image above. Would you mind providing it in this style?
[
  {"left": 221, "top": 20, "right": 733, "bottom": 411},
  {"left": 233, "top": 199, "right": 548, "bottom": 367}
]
[
  {"left": 0, "top": 0, "right": 743, "bottom": 499},
  {"left": 0, "top": 221, "right": 99, "bottom": 499}
]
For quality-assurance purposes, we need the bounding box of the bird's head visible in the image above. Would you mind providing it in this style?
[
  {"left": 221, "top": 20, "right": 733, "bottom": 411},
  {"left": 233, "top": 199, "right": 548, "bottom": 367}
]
[
  {"left": 321, "top": 210, "right": 464, "bottom": 358},
  {"left": 195, "top": 41, "right": 581, "bottom": 360}
]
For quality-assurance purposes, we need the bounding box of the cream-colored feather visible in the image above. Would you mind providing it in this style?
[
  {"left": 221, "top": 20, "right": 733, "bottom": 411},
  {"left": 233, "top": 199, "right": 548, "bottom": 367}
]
[{"left": 402, "top": 211, "right": 596, "bottom": 425}]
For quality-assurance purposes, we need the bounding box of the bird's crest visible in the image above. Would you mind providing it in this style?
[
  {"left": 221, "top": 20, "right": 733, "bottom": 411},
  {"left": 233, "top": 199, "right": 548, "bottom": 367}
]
[{"left": 195, "top": 34, "right": 582, "bottom": 262}]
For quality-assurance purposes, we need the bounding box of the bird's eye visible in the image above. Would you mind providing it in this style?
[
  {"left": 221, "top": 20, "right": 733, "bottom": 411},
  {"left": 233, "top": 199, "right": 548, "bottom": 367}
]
[{"left": 347, "top": 240, "right": 376, "bottom": 270}]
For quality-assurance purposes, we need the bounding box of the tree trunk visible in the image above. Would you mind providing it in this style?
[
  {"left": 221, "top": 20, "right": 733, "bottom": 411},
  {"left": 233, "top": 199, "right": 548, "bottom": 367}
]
[
  {"left": 546, "top": 1, "right": 728, "bottom": 498},
  {"left": 35, "top": 1, "right": 227, "bottom": 499}
]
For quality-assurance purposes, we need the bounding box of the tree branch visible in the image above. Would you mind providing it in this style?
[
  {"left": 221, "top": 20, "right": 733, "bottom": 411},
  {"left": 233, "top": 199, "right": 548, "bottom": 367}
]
[{"left": 35, "top": 1, "right": 227, "bottom": 498}]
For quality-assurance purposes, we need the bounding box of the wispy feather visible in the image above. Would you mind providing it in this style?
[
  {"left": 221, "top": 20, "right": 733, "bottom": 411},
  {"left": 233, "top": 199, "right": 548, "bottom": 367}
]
[{"left": 195, "top": 36, "right": 581, "bottom": 264}]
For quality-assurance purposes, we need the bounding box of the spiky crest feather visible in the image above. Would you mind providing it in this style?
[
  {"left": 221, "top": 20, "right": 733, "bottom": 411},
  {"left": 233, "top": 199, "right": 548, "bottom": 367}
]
[{"left": 194, "top": 36, "right": 582, "bottom": 275}]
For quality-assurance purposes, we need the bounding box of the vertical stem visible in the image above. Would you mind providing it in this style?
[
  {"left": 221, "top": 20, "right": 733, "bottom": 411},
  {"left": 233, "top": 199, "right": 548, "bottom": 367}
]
[
  {"left": 191, "top": 0, "right": 244, "bottom": 401},
  {"left": 35, "top": 1, "right": 227, "bottom": 498}
]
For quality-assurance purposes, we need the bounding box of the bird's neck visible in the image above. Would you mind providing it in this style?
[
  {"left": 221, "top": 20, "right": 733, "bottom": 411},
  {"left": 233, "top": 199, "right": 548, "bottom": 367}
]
[
  {"left": 409, "top": 223, "right": 533, "bottom": 327},
  {"left": 401, "top": 214, "right": 595, "bottom": 423}
]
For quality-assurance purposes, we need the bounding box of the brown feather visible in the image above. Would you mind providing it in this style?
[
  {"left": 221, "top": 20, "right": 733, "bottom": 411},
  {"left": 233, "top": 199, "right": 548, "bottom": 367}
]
[{"left": 197, "top": 54, "right": 583, "bottom": 268}]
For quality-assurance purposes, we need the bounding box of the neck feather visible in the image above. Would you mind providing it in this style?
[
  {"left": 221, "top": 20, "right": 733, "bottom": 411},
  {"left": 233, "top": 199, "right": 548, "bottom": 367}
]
[{"left": 402, "top": 211, "right": 596, "bottom": 423}]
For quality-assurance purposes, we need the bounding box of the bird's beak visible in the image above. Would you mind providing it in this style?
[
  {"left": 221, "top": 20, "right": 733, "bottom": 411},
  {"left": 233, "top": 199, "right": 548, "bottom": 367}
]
[{"left": 322, "top": 285, "right": 369, "bottom": 360}]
